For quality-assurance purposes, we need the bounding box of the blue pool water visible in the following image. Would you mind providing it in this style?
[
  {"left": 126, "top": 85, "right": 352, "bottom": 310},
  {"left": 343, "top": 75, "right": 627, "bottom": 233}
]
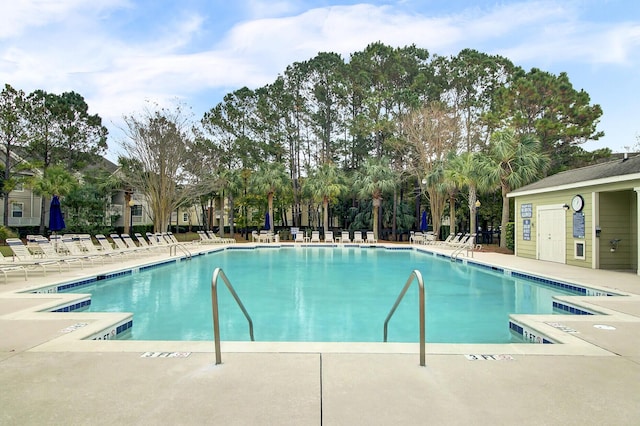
[{"left": 64, "top": 247, "right": 580, "bottom": 343}]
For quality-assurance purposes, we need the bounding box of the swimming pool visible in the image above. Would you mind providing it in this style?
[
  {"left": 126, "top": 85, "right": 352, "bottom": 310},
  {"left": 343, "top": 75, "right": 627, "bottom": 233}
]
[{"left": 62, "top": 247, "right": 583, "bottom": 343}]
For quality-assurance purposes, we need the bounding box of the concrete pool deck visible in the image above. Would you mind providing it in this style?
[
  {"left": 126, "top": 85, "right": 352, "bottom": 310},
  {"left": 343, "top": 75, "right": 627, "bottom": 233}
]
[{"left": 1, "top": 242, "right": 639, "bottom": 425}]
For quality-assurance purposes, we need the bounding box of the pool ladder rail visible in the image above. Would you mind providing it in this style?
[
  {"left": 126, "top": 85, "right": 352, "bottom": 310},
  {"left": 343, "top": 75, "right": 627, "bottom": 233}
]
[
  {"left": 211, "top": 267, "right": 255, "bottom": 365},
  {"left": 451, "top": 234, "right": 481, "bottom": 261},
  {"left": 383, "top": 269, "right": 426, "bottom": 367},
  {"left": 210, "top": 267, "right": 425, "bottom": 367},
  {"left": 170, "top": 243, "right": 192, "bottom": 259}
]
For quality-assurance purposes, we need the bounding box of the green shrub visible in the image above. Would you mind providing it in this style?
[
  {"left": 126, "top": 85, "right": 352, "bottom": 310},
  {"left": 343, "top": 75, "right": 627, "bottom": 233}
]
[
  {"left": 505, "top": 222, "right": 515, "bottom": 251},
  {"left": 0, "top": 226, "right": 18, "bottom": 242}
]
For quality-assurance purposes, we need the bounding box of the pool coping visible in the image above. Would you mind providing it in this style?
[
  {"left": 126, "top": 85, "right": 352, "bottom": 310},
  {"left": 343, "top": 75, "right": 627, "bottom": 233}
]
[{"left": 2, "top": 242, "right": 639, "bottom": 358}]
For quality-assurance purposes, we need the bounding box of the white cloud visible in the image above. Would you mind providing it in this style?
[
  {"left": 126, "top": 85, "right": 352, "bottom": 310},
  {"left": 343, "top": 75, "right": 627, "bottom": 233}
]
[
  {"left": 244, "top": 0, "right": 300, "bottom": 19},
  {"left": 218, "top": 4, "right": 460, "bottom": 69},
  {"left": 1, "top": 0, "right": 639, "bottom": 155},
  {"left": 0, "top": 0, "right": 130, "bottom": 39}
]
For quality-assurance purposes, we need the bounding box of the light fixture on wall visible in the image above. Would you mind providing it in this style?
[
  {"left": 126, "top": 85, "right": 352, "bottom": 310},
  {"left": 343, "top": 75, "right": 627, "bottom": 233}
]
[
  {"left": 563, "top": 204, "right": 570, "bottom": 211},
  {"left": 610, "top": 239, "right": 621, "bottom": 252}
]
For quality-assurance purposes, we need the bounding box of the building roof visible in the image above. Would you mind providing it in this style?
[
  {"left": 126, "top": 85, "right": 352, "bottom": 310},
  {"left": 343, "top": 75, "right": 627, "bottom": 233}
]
[
  {"left": 84, "top": 156, "right": 119, "bottom": 174},
  {"left": 509, "top": 154, "right": 640, "bottom": 196}
]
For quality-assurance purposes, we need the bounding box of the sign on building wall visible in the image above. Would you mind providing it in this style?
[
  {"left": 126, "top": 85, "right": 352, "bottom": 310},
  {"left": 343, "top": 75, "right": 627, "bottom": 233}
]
[
  {"left": 520, "top": 203, "right": 532, "bottom": 218},
  {"left": 523, "top": 219, "right": 531, "bottom": 240},
  {"left": 573, "top": 212, "right": 585, "bottom": 238}
]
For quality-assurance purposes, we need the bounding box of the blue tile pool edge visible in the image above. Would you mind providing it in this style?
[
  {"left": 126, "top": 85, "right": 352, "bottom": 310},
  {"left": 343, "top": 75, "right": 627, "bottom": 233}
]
[
  {"left": 21, "top": 257, "right": 183, "bottom": 339},
  {"left": 22, "top": 245, "right": 625, "bottom": 344},
  {"left": 508, "top": 319, "right": 556, "bottom": 344},
  {"left": 87, "top": 318, "right": 134, "bottom": 341}
]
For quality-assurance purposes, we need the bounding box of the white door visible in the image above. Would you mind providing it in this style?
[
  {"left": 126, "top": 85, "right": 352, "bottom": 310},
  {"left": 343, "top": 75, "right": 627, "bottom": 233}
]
[{"left": 538, "top": 207, "right": 566, "bottom": 263}]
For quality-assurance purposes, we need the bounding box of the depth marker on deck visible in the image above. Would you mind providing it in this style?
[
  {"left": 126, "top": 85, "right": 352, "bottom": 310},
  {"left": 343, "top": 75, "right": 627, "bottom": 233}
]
[
  {"left": 140, "top": 352, "right": 191, "bottom": 358},
  {"left": 464, "top": 354, "right": 514, "bottom": 361}
]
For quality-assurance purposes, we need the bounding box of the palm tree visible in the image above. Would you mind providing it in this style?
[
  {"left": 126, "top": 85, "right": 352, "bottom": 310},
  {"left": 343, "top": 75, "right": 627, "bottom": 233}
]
[
  {"left": 29, "top": 165, "right": 78, "bottom": 234},
  {"left": 421, "top": 160, "right": 448, "bottom": 240},
  {"left": 481, "top": 128, "right": 550, "bottom": 248},
  {"left": 303, "top": 163, "right": 346, "bottom": 233},
  {"left": 354, "top": 157, "right": 396, "bottom": 240},
  {"left": 219, "top": 168, "right": 244, "bottom": 237},
  {"left": 251, "top": 162, "right": 291, "bottom": 231},
  {"left": 444, "top": 151, "right": 485, "bottom": 236}
]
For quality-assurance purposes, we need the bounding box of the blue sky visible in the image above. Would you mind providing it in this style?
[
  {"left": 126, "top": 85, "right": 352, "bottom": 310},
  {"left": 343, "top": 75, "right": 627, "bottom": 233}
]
[{"left": 2, "top": 0, "right": 639, "bottom": 160}]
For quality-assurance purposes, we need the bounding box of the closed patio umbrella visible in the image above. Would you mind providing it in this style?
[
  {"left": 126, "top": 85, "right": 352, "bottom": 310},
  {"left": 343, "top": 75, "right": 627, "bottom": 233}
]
[
  {"left": 49, "top": 195, "right": 66, "bottom": 233},
  {"left": 264, "top": 211, "right": 270, "bottom": 231},
  {"left": 49, "top": 195, "right": 65, "bottom": 251},
  {"left": 420, "top": 210, "right": 428, "bottom": 232}
]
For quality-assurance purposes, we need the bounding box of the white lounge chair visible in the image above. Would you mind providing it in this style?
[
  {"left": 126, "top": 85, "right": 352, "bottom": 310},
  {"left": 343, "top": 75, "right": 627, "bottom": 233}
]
[
  {"left": 95, "top": 234, "right": 128, "bottom": 257},
  {"left": 294, "top": 232, "right": 304, "bottom": 243},
  {"left": 35, "top": 237, "right": 86, "bottom": 269},
  {"left": 465, "top": 234, "right": 480, "bottom": 251},
  {"left": 353, "top": 231, "right": 364, "bottom": 243},
  {"left": 324, "top": 231, "right": 334, "bottom": 243},
  {"left": 310, "top": 231, "right": 321, "bottom": 243},
  {"left": 167, "top": 231, "right": 198, "bottom": 245},
  {"left": 0, "top": 252, "right": 28, "bottom": 283},
  {"left": 447, "top": 233, "right": 470, "bottom": 248},
  {"left": 145, "top": 232, "right": 170, "bottom": 249},
  {"left": 440, "top": 233, "right": 462, "bottom": 246},
  {"left": 76, "top": 235, "right": 118, "bottom": 261},
  {"left": 256, "top": 230, "right": 273, "bottom": 243},
  {"left": 423, "top": 232, "right": 436, "bottom": 245},
  {"left": 60, "top": 235, "right": 105, "bottom": 266},
  {"left": 341, "top": 231, "right": 351, "bottom": 243},
  {"left": 410, "top": 232, "right": 424, "bottom": 244},
  {"left": 5, "top": 238, "right": 62, "bottom": 276},
  {"left": 435, "top": 233, "right": 455, "bottom": 245},
  {"left": 134, "top": 233, "right": 163, "bottom": 253},
  {"left": 207, "top": 230, "right": 235, "bottom": 243},
  {"left": 450, "top": 233, "right": 480, "bottom": 250},
  {"left": 121, "top": 234, "right": 155, "bottom": 255},
  {"left": 198, "top": 230, "right": 218, "bottom": 244},
  {"left": 110, "top": 234, "right": 147, "bottom": 256},
  {"left": 366, "top": 231, "right": 377, "bottom": 244}
]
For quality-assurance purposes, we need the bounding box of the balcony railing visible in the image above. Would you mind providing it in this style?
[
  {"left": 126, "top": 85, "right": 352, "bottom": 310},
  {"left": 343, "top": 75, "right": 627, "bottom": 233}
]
[{"left": 6, "top": 217, "right": 41, "bottom": 227}]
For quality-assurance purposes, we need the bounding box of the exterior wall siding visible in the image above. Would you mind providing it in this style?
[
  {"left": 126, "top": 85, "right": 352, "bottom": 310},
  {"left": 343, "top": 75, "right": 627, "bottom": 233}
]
[
  {"left": 515, "top": 190, "right": 589, "bottom": 264},
  {"left": 512, "top": 178, "right": 640, "bottom": 271},
  {"left": 599, "top": 191, "right": 635, "bottom": 270},
  {"left": 2, "top": 188, "right": 43, "bottom": 227}
]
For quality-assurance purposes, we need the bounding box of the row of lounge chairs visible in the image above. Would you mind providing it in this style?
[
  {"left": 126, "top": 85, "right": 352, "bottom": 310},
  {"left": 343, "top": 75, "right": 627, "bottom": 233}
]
[
  {"left": 0, "top": 232, "right": 186, "bottom": 282},
  {"left": 438, "top": 233, "right": 481, "bottom": 251},
  {"left": 250, "top": 230, "right": 274, "bottom": 243},
  {"left": 294, "top": 230, "right": 377, "bottom": 244},
  {"left": 198, "top": 230, "right": 236, "bottom": 244},
  {"left": 409, "top": 231, "right": 436, "bottom": 245},
  {"left": 409, "top": 231, "right": 481, "bottom": 251}
]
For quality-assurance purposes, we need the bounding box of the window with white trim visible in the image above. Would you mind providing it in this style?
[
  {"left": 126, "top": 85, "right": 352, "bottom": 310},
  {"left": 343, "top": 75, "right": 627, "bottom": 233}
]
[
  {"left": 574, "top": 241, "right": 586, "bottom": 260},
  {"left": 11, "top": 202, "right": 23, "bottom": 218}
]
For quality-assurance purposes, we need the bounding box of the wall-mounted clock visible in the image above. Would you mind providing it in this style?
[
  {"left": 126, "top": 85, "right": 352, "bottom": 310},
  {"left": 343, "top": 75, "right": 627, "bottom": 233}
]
[{"left": 571, "top": 194, "right": 584, "bottom": 212}]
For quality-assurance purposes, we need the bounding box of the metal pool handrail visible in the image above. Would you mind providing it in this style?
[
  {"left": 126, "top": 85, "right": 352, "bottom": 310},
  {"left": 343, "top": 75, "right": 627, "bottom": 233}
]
[
  {"left": 211, "top": 267, "right": 255, "bottom": 365},
  {"left": 383, "top": 269, "right": 426, "bottom": 367},
  {"left": 170, "top": 243, "right": 192, "bottom": 259}
]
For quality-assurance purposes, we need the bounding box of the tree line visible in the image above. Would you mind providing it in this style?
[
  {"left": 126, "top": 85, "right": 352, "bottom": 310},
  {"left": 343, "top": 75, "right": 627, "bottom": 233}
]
[
  {"left": 1, "top": 43, "right": 609, "bottom": 246},
  {"left": 0, "top": 85, "right": 108, "bottom": 234}
]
